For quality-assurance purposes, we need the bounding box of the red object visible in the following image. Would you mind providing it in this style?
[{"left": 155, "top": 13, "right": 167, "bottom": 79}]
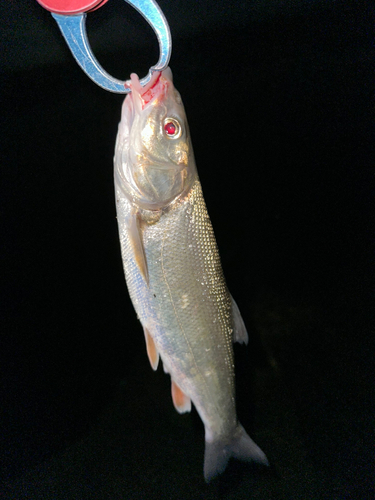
[
  {"left": 164, "top": 122, "right": 176, "bottom": 135},
  {"left": 36, "top": 0, "right": 109, "bottom": 15}
]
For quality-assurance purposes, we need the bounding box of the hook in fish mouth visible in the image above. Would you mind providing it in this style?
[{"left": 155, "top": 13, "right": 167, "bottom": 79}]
[
  {"left": 126, "top": 71, "right": 171, "bottom": 111},
  {"left": 128, "top": 71, "right": 162, "bottom": 96}
]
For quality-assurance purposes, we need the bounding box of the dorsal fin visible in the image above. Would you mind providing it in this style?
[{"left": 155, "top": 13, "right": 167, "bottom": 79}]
[{"left": 231, "top": 295, "right": 249, "bottom": 345}]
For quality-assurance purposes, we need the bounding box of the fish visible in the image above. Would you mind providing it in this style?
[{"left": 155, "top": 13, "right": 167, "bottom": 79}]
[{"left": 114, "top": 68, "right": 268, "bottom": 481}]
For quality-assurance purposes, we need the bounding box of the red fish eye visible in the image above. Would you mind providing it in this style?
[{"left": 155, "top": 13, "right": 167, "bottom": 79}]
[
  {"left": 163, "top": 118, "right": 181, "bottom": 139},
  {"left": 164, "top": 122, "right": 176, "bottom": 135}
]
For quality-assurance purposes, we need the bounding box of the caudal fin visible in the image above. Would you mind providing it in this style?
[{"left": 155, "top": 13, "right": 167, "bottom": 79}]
[{"left": 204, "top": 424, "right": 268, "bottom": 482}]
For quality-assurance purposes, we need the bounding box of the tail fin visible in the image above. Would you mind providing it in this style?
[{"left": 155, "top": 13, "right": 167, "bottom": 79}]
[{"left": 204, "top": 424, "right": 268, "bottom": 482}]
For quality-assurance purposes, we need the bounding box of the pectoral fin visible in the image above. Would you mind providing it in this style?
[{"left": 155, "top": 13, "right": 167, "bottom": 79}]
[
  {"left": 231, "top": 295, "right": 249, "bottom": 345},
  {"left": 143, "top": 327, "right": 159, "bottom": 371},
  {"left": 171, "top": 380, "right": 191, "bottom": 414},
  {"left": 128, "top": 210, "right": 149, "bottom": 285}
]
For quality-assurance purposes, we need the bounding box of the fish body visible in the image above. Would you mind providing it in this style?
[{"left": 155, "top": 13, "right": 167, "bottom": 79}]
[{"left": 114, "top": 68, "right": 268, "bottom": 481}]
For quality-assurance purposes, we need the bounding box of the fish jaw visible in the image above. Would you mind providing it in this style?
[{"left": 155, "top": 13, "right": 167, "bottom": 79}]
[{"left": 114, "top": 68, "right": 197, "bottom": 211}]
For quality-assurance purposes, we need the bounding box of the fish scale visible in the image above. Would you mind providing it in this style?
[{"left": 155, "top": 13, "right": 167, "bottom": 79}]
[{"left": 118, "top": 179, "right": 236, "bottom": 438}]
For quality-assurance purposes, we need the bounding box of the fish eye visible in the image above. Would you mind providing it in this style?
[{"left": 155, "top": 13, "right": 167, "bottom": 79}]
[{"left": 163, "top": 118, "right": 182, "bottom": 139}]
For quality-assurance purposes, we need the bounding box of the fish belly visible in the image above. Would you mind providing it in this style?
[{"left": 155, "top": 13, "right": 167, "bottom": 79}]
[{"left": 115, "top": 179, "right": 237, "bottom": 440}]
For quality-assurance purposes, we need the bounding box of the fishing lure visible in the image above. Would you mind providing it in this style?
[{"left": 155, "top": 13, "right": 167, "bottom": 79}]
[{"left": 37, "top": 0, "right": 268, "bottom": 481}]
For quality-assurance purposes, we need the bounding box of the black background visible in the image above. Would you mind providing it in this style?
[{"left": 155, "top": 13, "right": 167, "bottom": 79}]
[{"left": 1, "top": 0, "right": 373, "bottom": 498}]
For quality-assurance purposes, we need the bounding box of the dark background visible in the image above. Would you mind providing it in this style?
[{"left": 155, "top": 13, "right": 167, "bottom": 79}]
[{"left": 1, "top": 0, "right": 373, "bottom": 498}]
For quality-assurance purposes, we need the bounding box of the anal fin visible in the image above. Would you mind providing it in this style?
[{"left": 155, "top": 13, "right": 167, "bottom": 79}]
[
  {"left": 128, "top": 210, "right": 149, "bottom": 285},
  {"left": 171, "top": 380, "right": 191, "bottom": 414},
  {"left": 143, "top": 327, "right": 159, "bottom": 371}
]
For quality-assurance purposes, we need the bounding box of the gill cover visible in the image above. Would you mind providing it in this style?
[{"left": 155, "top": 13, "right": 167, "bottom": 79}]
[{"left": 114, "top": 68, "right": 197, "bottom": 211}]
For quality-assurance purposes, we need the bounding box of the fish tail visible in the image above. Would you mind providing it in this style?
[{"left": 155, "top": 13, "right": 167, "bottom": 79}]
[{"left": 204, "top": 424, "right": 269, "bottom": 482}]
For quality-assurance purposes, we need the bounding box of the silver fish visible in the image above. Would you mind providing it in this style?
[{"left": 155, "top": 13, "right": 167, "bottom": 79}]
[{"left": 114, "top": 68, "right": 268, "bottom": 481}]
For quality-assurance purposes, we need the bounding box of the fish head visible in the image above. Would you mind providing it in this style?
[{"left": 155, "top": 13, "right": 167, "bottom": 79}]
[{"left": 115, "top": 68, "right": 197, "bottom": 211}]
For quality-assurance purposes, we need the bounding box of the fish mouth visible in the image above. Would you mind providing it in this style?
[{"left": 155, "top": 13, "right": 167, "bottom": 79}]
[
  {"left": 129, "top": 69, "right": 171, "bottom": 111},
  {"left": 120, "top": 69, "right": 170, "bottom": 137}
]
